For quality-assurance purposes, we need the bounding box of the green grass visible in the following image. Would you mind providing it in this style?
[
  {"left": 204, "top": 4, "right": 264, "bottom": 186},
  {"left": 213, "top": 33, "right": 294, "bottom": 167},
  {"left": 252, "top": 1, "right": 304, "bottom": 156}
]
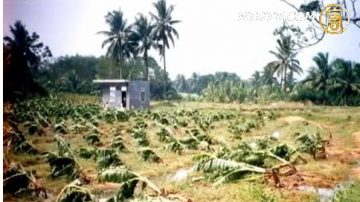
[{"left": 334, "top": 181, "right": 360, "bottom": 202}]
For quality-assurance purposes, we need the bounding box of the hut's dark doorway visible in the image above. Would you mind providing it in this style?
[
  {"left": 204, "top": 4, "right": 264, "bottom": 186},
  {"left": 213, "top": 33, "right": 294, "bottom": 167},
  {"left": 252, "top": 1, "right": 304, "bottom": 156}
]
[{"left": 121, "top": 91, "right": 127, "bottom": 108}]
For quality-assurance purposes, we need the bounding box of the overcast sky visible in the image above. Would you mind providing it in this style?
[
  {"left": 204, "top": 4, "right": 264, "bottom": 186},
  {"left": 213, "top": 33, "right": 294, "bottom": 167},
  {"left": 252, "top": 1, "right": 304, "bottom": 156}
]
[{"left": 3, "top": 0, "right": 360, "bottom": 80}]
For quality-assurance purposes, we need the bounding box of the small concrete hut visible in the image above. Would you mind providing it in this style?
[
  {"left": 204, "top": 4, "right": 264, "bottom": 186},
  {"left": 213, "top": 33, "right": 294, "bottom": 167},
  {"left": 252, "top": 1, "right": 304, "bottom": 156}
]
[{"left": 93, "top": 79, "right": 150, "bottom": 110}]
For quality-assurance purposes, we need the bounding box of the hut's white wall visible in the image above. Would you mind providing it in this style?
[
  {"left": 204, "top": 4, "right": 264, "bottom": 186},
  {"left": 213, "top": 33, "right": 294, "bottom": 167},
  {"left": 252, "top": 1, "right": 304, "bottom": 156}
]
[
  {"left": 101, "top": 83, "right": 127, "bottom": 108},
  {"left": 98, "top": 81, "right": 150, "bottom": 109}
]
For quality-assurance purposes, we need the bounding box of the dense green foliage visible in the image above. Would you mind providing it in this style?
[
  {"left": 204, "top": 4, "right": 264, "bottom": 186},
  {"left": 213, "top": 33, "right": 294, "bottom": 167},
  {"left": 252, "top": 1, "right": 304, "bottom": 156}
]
[
  {"left": 174, "top": 48, "right": 359, "bottom": 105},
  {"left": 3, "top": 21, "right": 52, "bottom": 101}
]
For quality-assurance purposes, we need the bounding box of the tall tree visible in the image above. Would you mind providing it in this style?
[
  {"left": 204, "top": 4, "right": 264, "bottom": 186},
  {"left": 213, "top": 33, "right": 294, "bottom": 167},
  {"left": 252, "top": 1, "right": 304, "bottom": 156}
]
[
  {"left": 265, "top": 35, "right": 302, "bottom": 94},
  {"left": 3, "top": 20, "right": 52, "bottom": 100},
  {"left": 250, "top": 71, "right": 262, "bottom": 98},
  {"left": 332, "top": 59, "right": 360, "bottom": 105},
  {"left": 261, "top": 67, "right": 277, "bottom": 86},
  {"left": 190, "top": 73, "right": 199, "bottom": 93},
  {"left": 98, "top": 9, "right": 138, "bottom": 79},
  {"left": 150, "top": 0, "right": 180, "bottom": 99},
  {"left": 134, "top": 14, "right": 158, "bottom": 80},
  {"left": 174, "top": 74, "right": 188, "bottom": 92},
  {"left": 303, "top": 52, "right": 333, "bottom": 103}
]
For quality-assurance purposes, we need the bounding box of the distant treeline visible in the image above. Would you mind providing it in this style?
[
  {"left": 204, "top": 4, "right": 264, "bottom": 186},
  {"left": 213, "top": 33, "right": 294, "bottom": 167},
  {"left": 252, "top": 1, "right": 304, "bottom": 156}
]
[
  {"left": 3, "top": 20, "right": 360, "bottom": 105},
  {"left": 173, "top": 54, "right": 360, "bottom": 105}
]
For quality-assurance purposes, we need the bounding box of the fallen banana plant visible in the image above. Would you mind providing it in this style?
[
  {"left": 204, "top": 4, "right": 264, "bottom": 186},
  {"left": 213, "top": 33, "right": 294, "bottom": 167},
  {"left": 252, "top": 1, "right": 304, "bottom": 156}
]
[
  {"left": 98, "top": 167, "right": 163, "bottom": 201},
  {"left": 56, "top": 179, "right": 96, "bottom": 202},
  {"left": 295, "top": 132, "right": 326, "bottom": 159},
  {"left": 4, "top": 162, "right": 47, "bottom": 198},
  {"left": 130, "top": 129, "right": 150, "bottom": 147},
  {"left": 194, "top": 137, "right": 300, "bottom": 187},
  {"left": 111, "top": 136, "right": 127, "bottom": 152},
  {"left": 195, "top": 154, "right": 294, "bottom": 187},
  {"left": 78, "top": 147, "right": 97, "bottom": 160},
  {"left": 96, "top": 149, "right": 123, "bottom": 170},
  {"left": 7, "top": 131, "right": 38, "bottom": 154},
  {"left": 138, "top": 147, "right": 162, "bottom": 163},
  {"left": 23, "top": 120, "right": 44, "bottom": 135},
  {"left": 165, "top": 137, "right": 185, "bottom": 154},
  {"left": 83, "top": 133, "right": 101, "bottom": 146},
  {"left": 46, "top": 135, "right": 89, "bottom": 182}
]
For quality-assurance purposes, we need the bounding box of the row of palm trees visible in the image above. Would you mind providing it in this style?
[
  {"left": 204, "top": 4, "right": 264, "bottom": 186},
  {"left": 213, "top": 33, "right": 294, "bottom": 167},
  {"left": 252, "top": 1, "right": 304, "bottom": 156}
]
[
  {"left": 304, "top": 53, "right": 360, "bottom": 105},
  {"left": 264, "top": 33, "right": 360, "bottom": 105},
  {"left": 98, "top": 0, "right": 180, "bottom": 98}
]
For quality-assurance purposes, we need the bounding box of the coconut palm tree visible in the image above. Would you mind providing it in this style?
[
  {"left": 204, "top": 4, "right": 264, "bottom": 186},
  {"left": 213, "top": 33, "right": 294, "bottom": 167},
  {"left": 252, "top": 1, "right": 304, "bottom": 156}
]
[
  {"left": 261, "top": 67, "right": 277, "bottom": 86},
  {"left": 265, "top": 35, "right": 302, "bottom": 94},
  {"left": 331, "top": 59, "right": 360, "bottom": 105},
  {"left": 190, "top": 73, "right": 199, "bottom": 93},
  {"left": 150, "top": 0, "right": 180, "bottom": 99},
  {"left": 60, "top": 70, "right": 86, "bottom": 93},
  {"left": 3, "top": 20, "right": 51, "bottom": 100},
  {"left": 98, "top": 9, "right": 138, "bottom": 79},
  {"left": 303, "top": 52, "right": 333, "bottom": 104},
  {"left": 250, "top": 71, "right": 262, "bottom": 99},
  {"left": 134, "top": 14, "right": 158, "bottom": 81}
]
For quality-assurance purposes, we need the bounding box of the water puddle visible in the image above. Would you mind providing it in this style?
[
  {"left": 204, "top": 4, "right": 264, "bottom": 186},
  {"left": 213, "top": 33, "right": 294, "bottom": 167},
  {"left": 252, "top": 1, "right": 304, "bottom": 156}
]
[
  {"left": 169, "top": 166, "right": 195, "bottom": 182},
  {"left": 298, "top": 185, "right": 337, "bottom": 202},
  {"left": 271, "top": 131, "right": 281, "bottom": 139},
  {"left": 298, "top": 160, "right": 360, "bottom": 201}
]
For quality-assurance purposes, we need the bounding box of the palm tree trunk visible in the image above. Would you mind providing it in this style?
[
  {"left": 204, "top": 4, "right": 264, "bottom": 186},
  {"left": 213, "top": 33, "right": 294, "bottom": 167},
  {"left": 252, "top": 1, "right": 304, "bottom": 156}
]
[
  {"left": 119, "top": 59, "right": 123, "bottom": 79},
  {"left": 144, "top": 50, "right": 149, "bottom": 81},
  {"left": 284, "top": 67, "right": 287, "bottom": 95},
  {"left": 109, "top": 61, "right": 113, "bottom": 79},
  {"left": 323, "top": 87, "right": 326, "bottom": 105},
  {"left": 163, "top": 39, "right": 167, "bottom": 100}
]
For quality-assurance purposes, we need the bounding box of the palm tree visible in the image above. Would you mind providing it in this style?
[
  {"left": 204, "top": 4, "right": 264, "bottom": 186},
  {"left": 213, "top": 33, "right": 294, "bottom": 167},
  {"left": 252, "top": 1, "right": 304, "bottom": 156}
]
[
  {"left": 98, "top": 9, "right": 138, "bottom": 79},
  {"left": 332, "top": 59, "right": 360, "bottom": 105},
  {"left": 261, "top": 67, "right": 277, "bottom": 86},
  {"left": 3, "top": 21, "right": 51, "bottom": 100},
  {"left": 60, "top": 70, "right": 86, "bottom": 93},
  {"left": 190, "top": 73, "right": 198, "bottom": 93},
  {"left": 150, "top": 0, "right": 180, "bottom": 99},
  {"left": 174, "top": 74, "right": 187, "bottom": 92},
  {"left": 265, "top": 35, "right": 302, "bottom": 94},
  {"left": 250, "top": 71, "right": 262, "bottom": 98},
  {"left": 303, "top": 52, "right": 333, "bottom": 104},
  {"left": 134, "top": 14, "right": 158, "bottom": 81}
]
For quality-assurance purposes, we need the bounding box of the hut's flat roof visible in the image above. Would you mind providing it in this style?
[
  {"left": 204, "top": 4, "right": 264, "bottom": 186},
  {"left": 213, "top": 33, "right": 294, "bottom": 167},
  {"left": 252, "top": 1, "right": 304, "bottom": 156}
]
[{"left": 93, "top": 79, "right": 130, "bottom": 83}]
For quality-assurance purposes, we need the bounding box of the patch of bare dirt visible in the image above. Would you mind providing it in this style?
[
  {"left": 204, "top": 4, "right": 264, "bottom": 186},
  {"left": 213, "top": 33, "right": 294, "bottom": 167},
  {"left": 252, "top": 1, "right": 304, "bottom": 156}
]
[
  {"left": 91, "top": 182, "right": 121, "bottom": 191},
  {"left": 350, "top": 131, "right": 360, "bottom": 180},
  {"left": 350, "top": 167, "right": 360, "bottom": 180},
  {"left": 281, "top": 116, "right": 323, "bottom": 130},
  {"left": 281, "top": 116, "right": 306, "bottom": 124},
  {"left": 298, "top": 172, "right": 337, "bottom": 188},
  {"left": 326, "top": 132, "right": 360, "bottom": 164},
  {"left": 353, "top": 131, "right": 360, "bottom": 147}
]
